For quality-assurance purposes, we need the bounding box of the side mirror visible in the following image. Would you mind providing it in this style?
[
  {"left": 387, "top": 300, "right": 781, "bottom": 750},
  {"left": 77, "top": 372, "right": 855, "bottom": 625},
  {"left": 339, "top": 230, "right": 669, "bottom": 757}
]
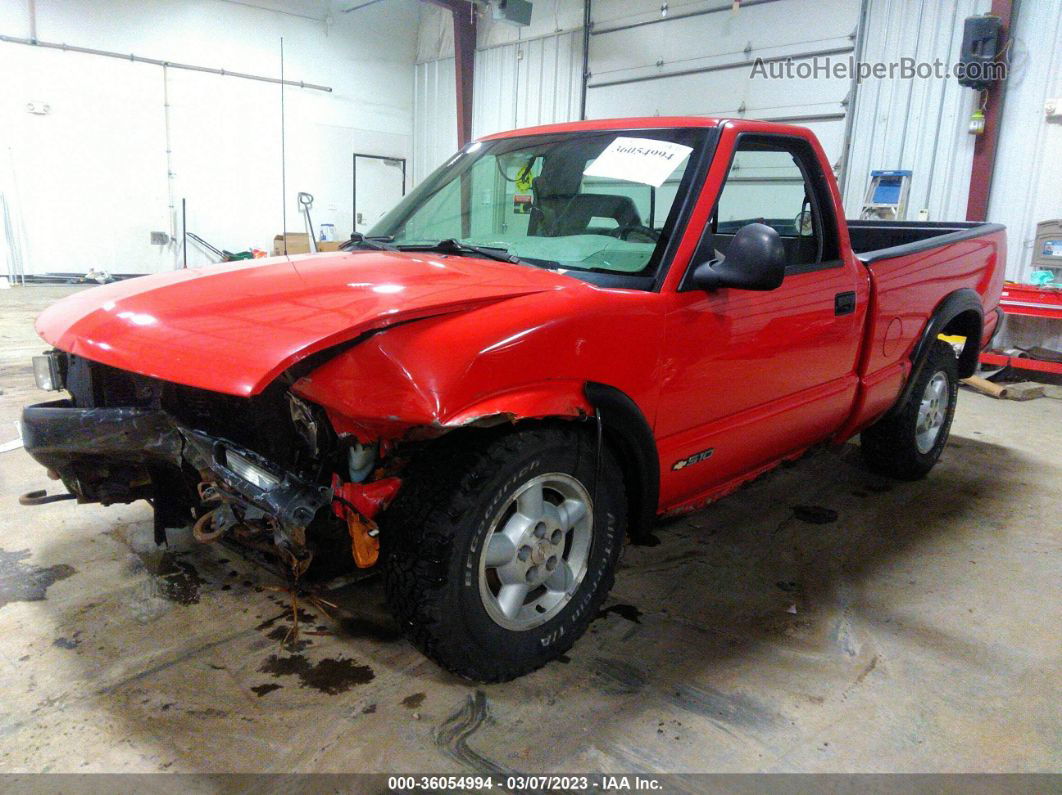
[{"left": 691, "top": 222, "right": 786, "bottom": 291}]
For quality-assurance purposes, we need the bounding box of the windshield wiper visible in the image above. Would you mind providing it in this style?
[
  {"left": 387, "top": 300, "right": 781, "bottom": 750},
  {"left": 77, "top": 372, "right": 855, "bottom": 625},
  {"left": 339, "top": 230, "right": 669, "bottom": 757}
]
[
  {"left": 341, "top": 233, "right": 399, "bottom": 252},
  {"left": 396, "top": 238, "right": 531, "bottom": 265}
]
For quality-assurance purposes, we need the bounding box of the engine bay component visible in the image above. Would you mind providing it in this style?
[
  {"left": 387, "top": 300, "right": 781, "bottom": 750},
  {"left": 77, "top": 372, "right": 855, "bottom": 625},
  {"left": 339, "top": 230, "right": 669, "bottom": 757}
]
[
  {"left": 345, "top": 511, "right": 379, "bottom": 568},
  {"left": 330, "top": 475, "right": 401, "bottom": 567},
  {"left": 347, "top": 441, "right": 377, "bottom": 482},
  {"left": 287, "top": 393, "right": 322, "bottom": 458},
  {"left": 332, "top": 475, "right": 401, "bottom": 521}
]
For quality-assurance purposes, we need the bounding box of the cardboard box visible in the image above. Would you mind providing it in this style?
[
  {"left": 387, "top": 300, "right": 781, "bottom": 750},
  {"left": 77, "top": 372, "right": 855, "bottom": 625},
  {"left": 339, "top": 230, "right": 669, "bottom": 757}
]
[
  {"left": 272, "top": 234, "right": 346, "bottom": 255},
  {"left": 272, "top": 233, "right": 311, "bottom": 256}
]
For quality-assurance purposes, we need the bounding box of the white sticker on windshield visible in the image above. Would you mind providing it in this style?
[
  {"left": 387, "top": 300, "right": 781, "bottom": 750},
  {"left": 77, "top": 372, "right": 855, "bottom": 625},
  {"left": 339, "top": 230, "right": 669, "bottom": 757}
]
[{"left": 583, "top": 137, "right": 693, "bottom": 188}]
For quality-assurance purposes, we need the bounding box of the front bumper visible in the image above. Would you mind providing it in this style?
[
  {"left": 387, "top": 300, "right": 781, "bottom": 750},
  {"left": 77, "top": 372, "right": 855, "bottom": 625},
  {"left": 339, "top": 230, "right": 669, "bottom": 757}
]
[
  {"left": 20, "top": 400, "right": 329, "bottom": 554},
  {"left": 22, "top": 400, "right": 185, "bottom": 468}
]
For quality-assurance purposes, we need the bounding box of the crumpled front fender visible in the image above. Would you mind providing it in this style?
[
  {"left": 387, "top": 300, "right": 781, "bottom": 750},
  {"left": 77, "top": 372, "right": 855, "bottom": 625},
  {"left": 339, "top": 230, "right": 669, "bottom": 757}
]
[
  {"left": 288, "top": 286, "right": 662, "bottom": 442},
  {"left": 441, "top": 381, "right": 593, "bottom": 429}
]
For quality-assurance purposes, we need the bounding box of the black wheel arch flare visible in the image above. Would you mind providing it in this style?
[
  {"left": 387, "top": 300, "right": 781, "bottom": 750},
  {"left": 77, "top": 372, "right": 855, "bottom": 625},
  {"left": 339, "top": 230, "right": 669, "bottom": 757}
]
[
  {"left": 583, "top": 381, "right": 660, "bottom": 542},
  {"left": 889, "top": 288, "right": 984, "bottom": 417}
]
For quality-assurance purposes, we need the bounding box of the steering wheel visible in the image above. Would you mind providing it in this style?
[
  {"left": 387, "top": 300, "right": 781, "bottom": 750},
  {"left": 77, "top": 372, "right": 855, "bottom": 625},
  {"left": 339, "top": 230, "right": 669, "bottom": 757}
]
[{"left": 613, "top": 224, "right": 660, "bottom": 243}]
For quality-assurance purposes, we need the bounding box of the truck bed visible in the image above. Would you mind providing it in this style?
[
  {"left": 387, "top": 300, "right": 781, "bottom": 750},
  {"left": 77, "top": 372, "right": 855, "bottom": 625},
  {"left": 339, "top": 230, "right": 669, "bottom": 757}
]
[{"left": 849, "top": 220, "right": 1005, "bottom": 263}]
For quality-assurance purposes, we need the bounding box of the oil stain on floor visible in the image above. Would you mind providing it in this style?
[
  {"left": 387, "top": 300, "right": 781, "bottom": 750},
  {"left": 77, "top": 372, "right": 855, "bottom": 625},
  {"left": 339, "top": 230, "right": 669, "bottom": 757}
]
[
  {"left": 126, "top": 549, "right": 204, "bottom": 605},
  {"left": 250, "top": 683, "right": 283, "bottom": 698},
  {"left": 401, "top": 692, "right": 425, "bottom": 709},
  {"left": 52, "top": 631, "right": 82, "bottom": 649},
  {"left": 264, "top": 624, "right": 312, "bottom": 652},
  {"left": 258, "top": 654, "right": 374, "bottom": 694},
  {"left": 791, "top": 505, "right": 839, "bottom": 524},
  {"left": 0, "top": 548, "right": 76, "bottom": 609},
  {"left": 596, "top": 603, "right": 643, "bottom": 624}
]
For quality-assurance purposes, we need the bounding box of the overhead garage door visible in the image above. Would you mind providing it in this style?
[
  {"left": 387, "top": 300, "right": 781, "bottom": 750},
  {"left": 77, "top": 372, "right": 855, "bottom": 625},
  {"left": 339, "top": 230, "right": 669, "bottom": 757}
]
[{"left": 585, "top": 0, "right": 861, "bottom": 168}]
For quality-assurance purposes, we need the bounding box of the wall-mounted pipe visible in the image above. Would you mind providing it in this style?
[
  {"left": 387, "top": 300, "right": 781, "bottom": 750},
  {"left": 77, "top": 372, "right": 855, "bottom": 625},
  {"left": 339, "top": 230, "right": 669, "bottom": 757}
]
[
  {"left": 0, "top": 34, "right": 332, "bottom": 92},
  {"left": 26, "top": 0, "right": 37, "bottom": 42},
  {"left": 579, "top": 0, "right": 591, "bottom": 120},
  {"left": 161, "top": 65, "right": 178, "bottom": 257}
]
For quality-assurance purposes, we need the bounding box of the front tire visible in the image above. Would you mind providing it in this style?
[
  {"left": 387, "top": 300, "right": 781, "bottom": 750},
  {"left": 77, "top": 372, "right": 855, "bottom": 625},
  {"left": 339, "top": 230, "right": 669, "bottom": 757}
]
[
  {"left": 382, "top": 426, "right": 626, "bottom": 682},
  {"left": 861, "top": 339, "right": 959, "bottom": 480}
]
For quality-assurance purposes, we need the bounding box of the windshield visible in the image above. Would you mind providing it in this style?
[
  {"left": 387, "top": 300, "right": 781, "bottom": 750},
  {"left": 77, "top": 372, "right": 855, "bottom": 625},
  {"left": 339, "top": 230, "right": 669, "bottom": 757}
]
[{"left": 369, "top": 128, "right": 711, "bottom": 282}]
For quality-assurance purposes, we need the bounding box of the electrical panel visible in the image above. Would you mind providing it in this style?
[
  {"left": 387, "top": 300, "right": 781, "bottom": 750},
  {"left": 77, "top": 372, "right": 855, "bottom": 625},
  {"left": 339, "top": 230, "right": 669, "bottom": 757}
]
[
  {"left": 493, "top": 0, "right": 533, "bottom": 27},
  {"left": 958, "top": 15, "right": 1002, "bottom": 90}
]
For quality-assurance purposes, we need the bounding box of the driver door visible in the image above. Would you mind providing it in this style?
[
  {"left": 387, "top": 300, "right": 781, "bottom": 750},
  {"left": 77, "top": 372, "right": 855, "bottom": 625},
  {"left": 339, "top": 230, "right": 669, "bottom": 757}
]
[{"left": 656, "top": 134, "right": 863, "bottom": 507}]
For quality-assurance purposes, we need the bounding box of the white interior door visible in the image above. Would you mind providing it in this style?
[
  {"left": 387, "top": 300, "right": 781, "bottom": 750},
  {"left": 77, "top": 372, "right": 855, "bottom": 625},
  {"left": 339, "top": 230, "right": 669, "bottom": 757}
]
[{"left": 354, "top": 155, "right": 406, "bottom": 234}]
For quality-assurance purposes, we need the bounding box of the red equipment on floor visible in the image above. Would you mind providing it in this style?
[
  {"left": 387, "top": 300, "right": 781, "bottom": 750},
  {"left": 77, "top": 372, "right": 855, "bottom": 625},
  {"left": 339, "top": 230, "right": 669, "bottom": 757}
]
[{"left": 980, "top": 284, "right": 1062, "bottom": 375}]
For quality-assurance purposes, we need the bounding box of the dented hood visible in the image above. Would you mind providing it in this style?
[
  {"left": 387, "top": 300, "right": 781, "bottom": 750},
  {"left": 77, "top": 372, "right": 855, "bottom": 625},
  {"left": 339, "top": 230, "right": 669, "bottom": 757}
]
[{"left": 36, "top": 251, "right": 574, "bottom": 396}]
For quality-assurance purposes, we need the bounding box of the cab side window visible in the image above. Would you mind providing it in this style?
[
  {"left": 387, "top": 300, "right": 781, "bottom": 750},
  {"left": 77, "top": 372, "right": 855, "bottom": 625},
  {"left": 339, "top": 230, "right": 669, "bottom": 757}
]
[{"left": 712, "top": 137, "right": 838, "bottom": 268}]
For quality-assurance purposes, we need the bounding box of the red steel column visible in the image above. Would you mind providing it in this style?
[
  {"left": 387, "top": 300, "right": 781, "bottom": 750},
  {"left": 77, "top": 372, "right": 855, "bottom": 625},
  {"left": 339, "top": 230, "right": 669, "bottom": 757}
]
[
  {"left": 422, "top": 1, "right": 476, "bottom": 147},
  {"left": 452, "top": 4, "right": 476, "bottom": 147},
  {"left": 966, "top": 0, "right": 1015, "bottom": 222}
]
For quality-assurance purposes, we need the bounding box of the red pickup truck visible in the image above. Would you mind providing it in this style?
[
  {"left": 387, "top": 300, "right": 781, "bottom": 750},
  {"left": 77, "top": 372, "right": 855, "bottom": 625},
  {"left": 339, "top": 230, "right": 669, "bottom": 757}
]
[{"left": 22, "top": 117, "right": 1004, "bottom": 681}]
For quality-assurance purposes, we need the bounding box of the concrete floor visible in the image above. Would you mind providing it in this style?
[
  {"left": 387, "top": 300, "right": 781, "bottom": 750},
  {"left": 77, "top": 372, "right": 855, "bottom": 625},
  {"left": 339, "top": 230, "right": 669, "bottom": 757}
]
[{"left": 0, "top": 285, "right": 1058, "bottom": 774}]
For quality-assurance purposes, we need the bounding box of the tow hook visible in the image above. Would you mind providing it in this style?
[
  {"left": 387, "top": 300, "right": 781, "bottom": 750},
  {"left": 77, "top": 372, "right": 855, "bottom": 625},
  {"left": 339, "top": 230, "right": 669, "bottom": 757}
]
[
  {"left": 19, "top": 489, "right": 77, "bottom": 506},
  {"left": 192, "top": 501, "right": 242, "bottom": 544}
]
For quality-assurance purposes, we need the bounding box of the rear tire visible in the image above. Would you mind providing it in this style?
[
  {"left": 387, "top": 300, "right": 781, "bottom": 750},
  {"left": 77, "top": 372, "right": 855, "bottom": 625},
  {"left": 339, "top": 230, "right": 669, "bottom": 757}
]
[
  {"left": 861, "top": 339, "right": 959, "bottom": 480},
  {"left": 381, "top": 426, "right": 626, "bottom": 682}
]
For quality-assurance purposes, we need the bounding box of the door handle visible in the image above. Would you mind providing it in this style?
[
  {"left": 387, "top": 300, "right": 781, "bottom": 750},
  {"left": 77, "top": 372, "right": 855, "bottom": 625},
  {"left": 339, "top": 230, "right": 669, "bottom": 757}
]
[{"left": 834, "top": 291, "right": 856, "bottom": 316}]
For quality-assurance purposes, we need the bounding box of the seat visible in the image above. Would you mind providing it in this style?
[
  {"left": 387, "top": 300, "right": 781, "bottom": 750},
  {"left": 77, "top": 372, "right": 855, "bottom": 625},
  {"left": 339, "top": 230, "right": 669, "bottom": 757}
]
[
  {"left": 549, "top": 194, "right": 642, "bottom": 236},
  {"left": 530, "top": 186, "right": 643, "bottom": 237}
]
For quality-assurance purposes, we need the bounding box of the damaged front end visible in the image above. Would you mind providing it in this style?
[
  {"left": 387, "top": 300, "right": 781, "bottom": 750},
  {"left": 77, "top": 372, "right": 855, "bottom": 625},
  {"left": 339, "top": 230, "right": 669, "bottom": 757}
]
[{"left": 21, "top": 351, "right": 400, "bottom": 577}]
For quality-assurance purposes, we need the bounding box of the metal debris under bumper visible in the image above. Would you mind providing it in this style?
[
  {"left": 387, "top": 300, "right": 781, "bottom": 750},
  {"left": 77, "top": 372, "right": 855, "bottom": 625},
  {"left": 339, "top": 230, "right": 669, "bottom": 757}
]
[{"left": 20, "top": 399, "right": 330, "bottom": 565}]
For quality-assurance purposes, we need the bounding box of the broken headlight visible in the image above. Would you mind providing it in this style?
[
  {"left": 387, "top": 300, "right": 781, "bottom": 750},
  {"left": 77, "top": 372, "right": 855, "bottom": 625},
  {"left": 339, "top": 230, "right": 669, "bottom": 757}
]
[
  {"left": 32, "top": 351, "right": 65, "bottom": 392},
  {"left": 224, "top": 449, "right": 281, "bottom": 491}
]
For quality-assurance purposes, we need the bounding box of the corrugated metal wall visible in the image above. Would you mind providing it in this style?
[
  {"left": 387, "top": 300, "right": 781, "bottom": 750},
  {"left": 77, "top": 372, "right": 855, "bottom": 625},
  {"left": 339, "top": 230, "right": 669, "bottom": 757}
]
[
  {"left": 413, "top": 30, "right": 582, "bottom": 184},
  {"left": 586, "top": 0, "right": 860, "bottom": 165},
  {"left": 842, "top": 0, "right": 990, "bottom": 221},
  {"left": 412, "top": 57, "right": 457, "bottom": 186},
  {"left": 416, "top": 0, "right": 982, "bottom": 207},
  {"left": 473, "top": 31, "right": 583, "bottom": 138},
  {"left": 988, "top": 0, "right": 1062, "bottom": 283}
]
